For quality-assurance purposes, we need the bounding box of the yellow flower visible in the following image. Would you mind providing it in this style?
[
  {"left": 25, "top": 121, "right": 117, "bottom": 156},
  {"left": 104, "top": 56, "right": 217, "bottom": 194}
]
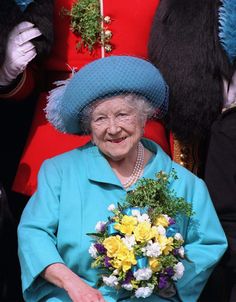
[
  {"left": 112, "top": 258, "right": 123, "bottom": 270},
  {"left": 163, "top": 237, "right": 174, "bottom": 255},
  {"left": 120, "top": 251, "right": 137, "bottom": 272},
  {"left": 115, "top": 244, "right": 130, "bottom": 260},
  {"left": 114, "top": 215, "right": 138, "bottom": 235},
  {"left": 103, "top": 235, "right": 122, "bottom": 258},
  {"left": 111, "top": 245, "right": 137, "bottom": 272},
  {"left": 155, "top": 215, "right": 169, "bottom": 227},
  {"left": 103, "top": 236, "right": 137, "bottom": 272},
  {"left": 149, "top": 257, "right": 161, "bottom": 273},
  {"left": 134, "top": 221, "right": 156, "bottom": 243},
  {"left": 156, "top": 235, "right": 174, "bottom": 255}
]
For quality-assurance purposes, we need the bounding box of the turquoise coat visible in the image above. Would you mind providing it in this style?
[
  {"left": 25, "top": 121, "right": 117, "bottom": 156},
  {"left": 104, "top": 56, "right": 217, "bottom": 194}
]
[{"left": 18, "top": 139, "right": 227, "bottom": 302}]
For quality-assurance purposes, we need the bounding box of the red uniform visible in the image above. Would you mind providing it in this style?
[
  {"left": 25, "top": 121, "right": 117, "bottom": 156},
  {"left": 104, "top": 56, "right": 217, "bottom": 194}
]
[{"left": 11, "top": 0, "right": 171, "bottom": 196}]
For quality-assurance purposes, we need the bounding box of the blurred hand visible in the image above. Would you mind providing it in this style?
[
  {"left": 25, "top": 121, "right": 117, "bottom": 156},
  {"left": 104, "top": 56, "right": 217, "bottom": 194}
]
[
  {"left": 64, "top": 274, "right": 106, "bottom": 302},
  {"left": 0, "top": 21, "right": 41, "bottom": 86},
  {"left": 42, "top": 263, "right": 106, "bottom": 302}
]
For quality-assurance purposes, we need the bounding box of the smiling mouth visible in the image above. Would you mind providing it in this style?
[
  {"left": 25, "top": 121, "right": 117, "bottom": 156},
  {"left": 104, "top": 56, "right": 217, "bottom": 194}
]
[{"left": 108, "top": 137, "right": 127, "bottom": 143}]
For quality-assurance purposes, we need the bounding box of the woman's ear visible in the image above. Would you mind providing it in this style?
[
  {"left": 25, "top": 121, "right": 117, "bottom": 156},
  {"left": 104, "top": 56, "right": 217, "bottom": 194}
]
[{"left": 142, "top": 117, "right": 148, "bottom": 131}]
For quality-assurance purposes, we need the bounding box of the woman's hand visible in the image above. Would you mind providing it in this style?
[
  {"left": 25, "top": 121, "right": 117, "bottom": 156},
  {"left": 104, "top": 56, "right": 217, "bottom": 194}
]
[
  {"left": 41, "top": 263, "right": 106, "bottom": 302},
  {"left": 63, "top": 273, "right": 105, "bottom": 302}
]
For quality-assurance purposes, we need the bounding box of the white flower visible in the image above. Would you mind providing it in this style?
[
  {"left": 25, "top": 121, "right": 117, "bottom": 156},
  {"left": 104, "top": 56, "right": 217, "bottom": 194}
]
[
  {"left": 135, "top": 286, "right": 153, "bottom": 298},
  {"left": 163, "top": 214, "right": 171, "bottom": 221},
  {"left": 172, "top": 262, "right": 185, "bottom": 280},
  {"left": 95, "top": 221, "right": 106, "bottom": 232},
  {"left": 174, "top": 233, "right": 183, "bottom": 241},
  {"left": 122, "top": 283, "right": 133, "bottom": 291},
  {"left": 113, "top": 269, "right": 119, "bottom": 275},
  {"left": 178, "top": 246, "right": 185, "bottom": 258},
  {"left": 144, "top": 241, "right": 161, "bottom": 257},
  {"left": 134, "top": 268, "right": 153, "bottom": 281},
  {"left": 88, "top": 243, "right": 98, "bottom": 259},
  {"left": 102, "top": 275, "right": 119, "bottom": 287},
  {"left": 131, "top": 209, "right": 141, "bottom": 217},
  {"left": 156, "top": 225, "right": 166, "bottom": 236},
  {"left": 122, "top": 235, "right": 136, "bottom": 250},
  {"left": 137, "top": 213, "right": 151, "bottom": 223},
  {"left": 108, "top": 204, "right": 116, "bottom": 211}
]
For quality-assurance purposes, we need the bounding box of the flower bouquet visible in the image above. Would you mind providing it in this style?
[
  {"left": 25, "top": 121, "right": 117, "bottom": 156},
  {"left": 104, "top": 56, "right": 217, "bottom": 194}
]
[{"left": 88, "top": 170, "right": 193, "bottom": 300}]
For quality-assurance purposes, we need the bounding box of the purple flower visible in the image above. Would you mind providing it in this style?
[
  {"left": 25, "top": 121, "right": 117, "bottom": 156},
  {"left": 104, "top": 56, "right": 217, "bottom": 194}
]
[
  {"left": 123, "top": 270, "right": 134, "bottom": 285},
  {"left": 100, "top": 224, "right": 107, "bottom": 232},
  {"left": 173, "top": 248, "right": 179, "bottom": 256},
  {"left": 94, "top": 243, "right": 106, "bottom": 254},
  {"left": 165, "top": 267, "right": 174, "bottom": 277},
  {"left": 104, "top": 256, "right": 112, "bottom": 268},
  {"left": 168, "top": 218, "right": 176, "bottom": 225},
  {"left": 158, "top": 276, "right": 168, "bottom": 289}
]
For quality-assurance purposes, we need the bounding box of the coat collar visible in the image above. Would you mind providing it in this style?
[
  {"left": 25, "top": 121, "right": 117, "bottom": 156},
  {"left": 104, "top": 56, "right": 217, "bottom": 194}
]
[
  {"left": 84, "top": 142, "right": 122, "bottom": 187},
  {"left": 83, "top": 138, "right": 172, "bottom": 187}
]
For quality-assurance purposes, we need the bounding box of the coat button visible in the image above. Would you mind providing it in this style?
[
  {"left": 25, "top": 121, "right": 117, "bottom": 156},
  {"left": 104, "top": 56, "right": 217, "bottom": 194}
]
[
  {"left": 104, "top": 30, "right": 112, "bottom": 40},
  {"left": 104, "top": 44, "right": 112, "bottom": 52},
  {"left": 104, "top": 16, "right": 111, "bottom": 24}
]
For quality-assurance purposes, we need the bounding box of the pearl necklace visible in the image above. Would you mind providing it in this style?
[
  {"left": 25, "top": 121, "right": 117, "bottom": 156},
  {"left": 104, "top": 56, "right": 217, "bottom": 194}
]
[{"left": 122, "top": 142, "right": 144, "bottom": 190}]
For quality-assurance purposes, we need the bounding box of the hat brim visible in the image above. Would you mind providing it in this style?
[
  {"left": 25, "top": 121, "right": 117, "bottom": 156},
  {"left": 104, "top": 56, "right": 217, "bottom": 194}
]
[{"left": 46, "top": 56, "right": 169, "bottom": 134}]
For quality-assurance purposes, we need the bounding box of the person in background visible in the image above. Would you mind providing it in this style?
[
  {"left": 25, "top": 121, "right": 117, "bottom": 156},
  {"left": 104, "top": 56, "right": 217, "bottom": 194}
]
[
  {"left": 148, "top": 1, "right": 236, "bottom": 301},
  {"left": 18, "top": 55, "right": 227, "bottom": 302},
  {"left": 148, "top": 0, "right": 233, "bottom": 175},
  {"left": 201, "top": 76, "right": 236, "bottom": 302},
  {"left": 201, "top": 3, "right": 236, "bottom": 298},
  {"left": 0, "top": 1, "right": 53, "bottom": 300}
]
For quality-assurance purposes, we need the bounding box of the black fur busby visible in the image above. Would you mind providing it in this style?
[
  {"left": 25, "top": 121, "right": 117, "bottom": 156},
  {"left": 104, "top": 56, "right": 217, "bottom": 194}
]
[
  {"left": 23, "top": 0, "right": 54, "bottom": 60},
  {"left": 148, "top": 0, "right": 234, "bottom": 143},
  {"left": 0, "top": 0, "right": 22, "bottom": 67}
]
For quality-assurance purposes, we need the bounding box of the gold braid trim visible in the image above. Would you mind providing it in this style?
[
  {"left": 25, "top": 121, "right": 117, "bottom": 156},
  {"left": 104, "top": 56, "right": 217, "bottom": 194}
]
[{"left": 172, "top": 137, "right": 199, "bottom": 175}]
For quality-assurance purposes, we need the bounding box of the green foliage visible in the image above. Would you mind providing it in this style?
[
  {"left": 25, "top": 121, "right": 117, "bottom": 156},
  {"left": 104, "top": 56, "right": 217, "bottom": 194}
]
[
  {"left": 124, "top": 169, "right": 193, "bottom": 220},
  {"left": 62, "top": 0, "right": 102, "bottom": 52},
  {"left": 159, "top": 254, "right": 178, "bottom": 269}
]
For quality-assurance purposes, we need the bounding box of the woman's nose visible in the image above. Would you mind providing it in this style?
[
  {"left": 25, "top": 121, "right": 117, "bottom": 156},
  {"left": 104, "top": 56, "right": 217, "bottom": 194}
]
[{"left": 107, "top": 118, "right": 121, "bottom": 134}]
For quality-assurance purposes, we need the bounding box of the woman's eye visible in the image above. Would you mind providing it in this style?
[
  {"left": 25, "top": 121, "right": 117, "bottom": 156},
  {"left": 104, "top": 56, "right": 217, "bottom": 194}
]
[
  {"left": 118, "top": 113, "right": 127, "bottom": 117},
  {"left": 95, "top": 116, "right": 105, "bottom": 122}
]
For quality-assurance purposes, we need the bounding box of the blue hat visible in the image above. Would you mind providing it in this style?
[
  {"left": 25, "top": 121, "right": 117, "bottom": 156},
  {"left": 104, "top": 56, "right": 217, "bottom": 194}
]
[{"left": 46, "top": 56, "right": 169, "bottom": 134}]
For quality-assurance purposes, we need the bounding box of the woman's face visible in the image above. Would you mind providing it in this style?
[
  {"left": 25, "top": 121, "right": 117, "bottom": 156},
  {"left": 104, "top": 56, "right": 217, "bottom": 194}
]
[{"left": 90, "top": 96, "right": 145, "bottom": 162}]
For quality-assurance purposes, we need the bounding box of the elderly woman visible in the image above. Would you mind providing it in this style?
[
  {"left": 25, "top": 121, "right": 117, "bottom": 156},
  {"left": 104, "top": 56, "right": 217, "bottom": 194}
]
[{"left": 18, "top": 56, "right": 227, "bottom": 302}]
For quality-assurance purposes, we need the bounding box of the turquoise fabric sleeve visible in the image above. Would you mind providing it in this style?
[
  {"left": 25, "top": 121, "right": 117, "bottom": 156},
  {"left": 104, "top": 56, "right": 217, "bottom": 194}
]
[{"left": 18, "top": 160, "right": 65, "bottom": 295}]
